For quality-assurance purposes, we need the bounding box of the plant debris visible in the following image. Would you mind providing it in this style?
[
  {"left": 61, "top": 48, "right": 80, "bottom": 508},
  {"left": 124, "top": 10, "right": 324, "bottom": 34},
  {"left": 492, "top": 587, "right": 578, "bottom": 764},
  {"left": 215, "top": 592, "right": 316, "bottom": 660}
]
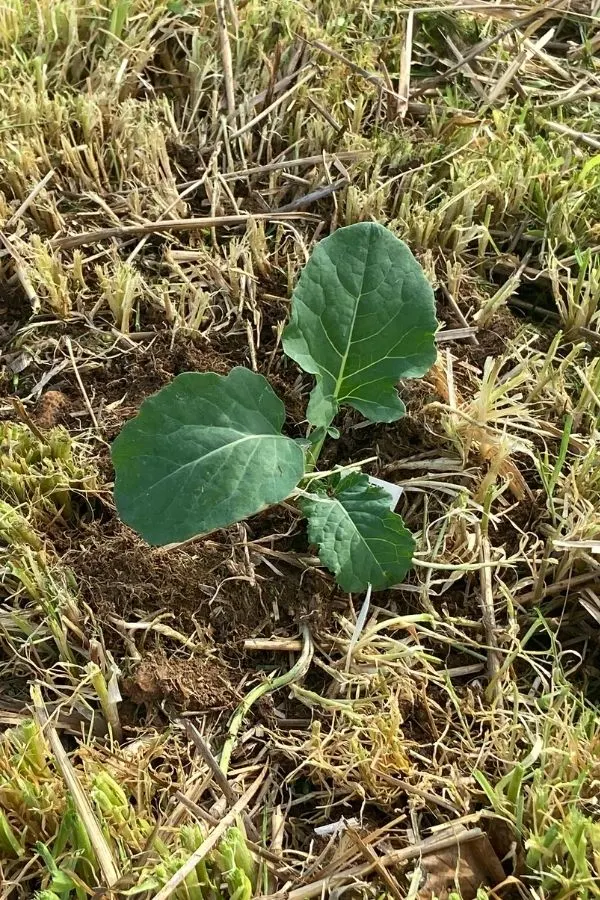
[{"left": 1, "top": 1, "right": 599, "bottom": 898}]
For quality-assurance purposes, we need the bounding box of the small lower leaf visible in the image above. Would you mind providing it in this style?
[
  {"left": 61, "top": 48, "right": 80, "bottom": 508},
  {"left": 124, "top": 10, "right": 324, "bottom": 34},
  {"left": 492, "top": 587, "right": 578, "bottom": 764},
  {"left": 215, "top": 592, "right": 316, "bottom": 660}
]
[{"left": 300, "top": 472, "right": 415, "bottom": 592}]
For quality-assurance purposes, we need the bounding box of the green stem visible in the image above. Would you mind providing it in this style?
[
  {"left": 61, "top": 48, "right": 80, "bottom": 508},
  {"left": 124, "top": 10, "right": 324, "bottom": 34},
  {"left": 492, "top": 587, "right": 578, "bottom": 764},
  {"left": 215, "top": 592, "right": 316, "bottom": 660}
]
[
  {"left": 547, "top": 413, "right": 573, "bottom": 522},
  {"left": 219, "top": 625, "right": 313, "bottom": 776},
  {"left": 305, "top": 433, "right": 326, "bottom": 472}
]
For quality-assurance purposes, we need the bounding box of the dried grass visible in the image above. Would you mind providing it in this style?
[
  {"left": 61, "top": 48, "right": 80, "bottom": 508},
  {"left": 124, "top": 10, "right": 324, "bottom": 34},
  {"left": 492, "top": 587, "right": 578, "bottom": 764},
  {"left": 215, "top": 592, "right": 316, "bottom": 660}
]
[{"left": 1, "top": 1, "right": 600, "bottom": 898}]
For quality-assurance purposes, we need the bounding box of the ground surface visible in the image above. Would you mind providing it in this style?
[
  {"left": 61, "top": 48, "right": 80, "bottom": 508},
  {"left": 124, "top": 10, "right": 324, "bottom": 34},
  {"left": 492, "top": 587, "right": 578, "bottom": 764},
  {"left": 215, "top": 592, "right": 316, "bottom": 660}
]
[{"left": 1, "top": 1, "right": 600, "bottom": 898}]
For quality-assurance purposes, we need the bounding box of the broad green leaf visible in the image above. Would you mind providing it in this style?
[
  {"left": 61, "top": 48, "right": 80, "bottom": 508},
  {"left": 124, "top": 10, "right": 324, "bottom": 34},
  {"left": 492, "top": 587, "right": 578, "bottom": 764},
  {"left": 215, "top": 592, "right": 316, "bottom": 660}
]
[
  {"left": 282, "top": 222, "right": 437, "bottom": 428},
  {"left": 300, "top": 472, "right": 415, "bottom": 592},
  {"left": 111, "top": 367, "right": 305, "bottom": 545}
]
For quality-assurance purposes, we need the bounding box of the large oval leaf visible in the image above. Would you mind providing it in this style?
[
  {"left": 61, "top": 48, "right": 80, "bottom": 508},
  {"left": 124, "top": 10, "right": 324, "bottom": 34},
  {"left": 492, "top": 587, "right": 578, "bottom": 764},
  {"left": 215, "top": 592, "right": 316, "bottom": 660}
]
[
  {"left": 111, "top": 367, "right": 305, "bottom": 545},
  {"left": 282, "top": 222, "right": 437, "bottom": 428},
  {"left": 300, "top": 472, "right": 415, "bottom": 592}
]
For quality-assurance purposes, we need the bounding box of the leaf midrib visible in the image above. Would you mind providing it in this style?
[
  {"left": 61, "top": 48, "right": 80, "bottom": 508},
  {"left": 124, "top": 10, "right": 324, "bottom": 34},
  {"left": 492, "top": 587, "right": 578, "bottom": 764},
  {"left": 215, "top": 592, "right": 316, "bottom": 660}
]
[
  {"left": 130, "top": 431, "right": 294, "bottom": 499},
  {"left": 332, "top": 225, "right": 376, "bottom": 406}
]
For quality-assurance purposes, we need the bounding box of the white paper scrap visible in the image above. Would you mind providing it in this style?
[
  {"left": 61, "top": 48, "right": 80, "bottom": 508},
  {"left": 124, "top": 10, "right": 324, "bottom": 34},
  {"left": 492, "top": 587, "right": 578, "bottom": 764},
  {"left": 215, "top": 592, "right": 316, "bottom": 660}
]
[{"left": 367, "top": 475, "right": 403, "bottom": 510}]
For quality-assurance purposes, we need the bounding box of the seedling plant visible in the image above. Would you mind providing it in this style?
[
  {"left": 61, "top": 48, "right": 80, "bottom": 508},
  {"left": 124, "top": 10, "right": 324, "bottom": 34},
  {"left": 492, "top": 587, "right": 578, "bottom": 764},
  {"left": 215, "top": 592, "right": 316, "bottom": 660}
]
[{"left": 112, "top": 223, "right": 438, "bottom": 592}]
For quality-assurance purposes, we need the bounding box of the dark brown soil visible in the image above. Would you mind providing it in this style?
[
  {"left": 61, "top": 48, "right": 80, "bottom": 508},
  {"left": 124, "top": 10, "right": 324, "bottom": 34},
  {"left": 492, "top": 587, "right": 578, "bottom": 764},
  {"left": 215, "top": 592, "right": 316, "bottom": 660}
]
[
  {"left": 52, "top": 508, "right": 336, "bottom": 726},
  {"left": 34, "top": 390, "right": 71, "bottom": 429},
  {"left": 61, "top": 507, "right": 336, "bottom": 656},
  {"left": 122, "top": 650, "right": 236, "bottom": 713},
  {"left": 462, "top": 308, "right": 519, "bottom": 372}
]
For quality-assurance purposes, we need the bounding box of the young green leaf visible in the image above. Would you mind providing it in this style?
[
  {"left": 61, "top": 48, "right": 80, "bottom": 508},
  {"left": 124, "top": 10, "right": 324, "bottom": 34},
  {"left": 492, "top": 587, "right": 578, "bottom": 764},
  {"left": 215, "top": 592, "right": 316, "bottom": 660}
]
[
  {"left": 300, "top": 472, "right": 415, "bottom": 592},
  {"left": 282, "top": 222, "right": 437, "bottom": 429},
  {"left": 0, "top": 810, "right": 23, "bottom": 858},
  {"left": 111, "top": 367, "right": 305, "bottom": 545}
]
